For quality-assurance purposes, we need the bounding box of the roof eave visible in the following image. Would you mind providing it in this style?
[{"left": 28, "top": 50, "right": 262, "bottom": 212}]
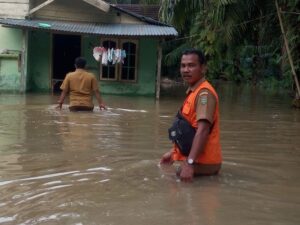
[{"left": 0, "top": 18, "right": 178, "bottom": 37}]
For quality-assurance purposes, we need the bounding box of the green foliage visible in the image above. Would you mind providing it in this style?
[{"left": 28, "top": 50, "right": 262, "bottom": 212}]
[
  {"left": 162, "top": 41, "right": 191, "bottom": 66},
  {"left": 159, "top": 0, "right": 300, "bottom": 94}
]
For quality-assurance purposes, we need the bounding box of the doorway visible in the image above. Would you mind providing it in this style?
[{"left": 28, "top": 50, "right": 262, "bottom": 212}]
[{"left": 52, "top": 34, "right": 81, "bottom": 92}]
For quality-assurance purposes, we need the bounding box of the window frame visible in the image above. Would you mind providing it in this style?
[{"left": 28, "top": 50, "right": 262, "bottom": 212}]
[
  {"left": 99, "top": 38, "right": 139, "bottom": 83},
  {"left": 120, "top": 39, "right": 138, "bottom": 83},
  {"left": 99, "top": 38, "right": 118, "bottom": 81}
]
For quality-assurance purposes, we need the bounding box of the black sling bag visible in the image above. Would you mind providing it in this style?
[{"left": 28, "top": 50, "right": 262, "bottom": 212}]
[{"left": 168, "top": 110, "right": 196, "bottom": 156}]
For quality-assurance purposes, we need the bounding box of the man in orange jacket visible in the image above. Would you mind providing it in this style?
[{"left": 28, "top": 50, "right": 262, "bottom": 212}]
[{"left": 160, "top": 49, "right": 222, "bottom": 182}]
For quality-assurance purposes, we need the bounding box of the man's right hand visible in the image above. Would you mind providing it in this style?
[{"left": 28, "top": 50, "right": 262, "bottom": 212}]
[
  {"left": 99, "top": 103, "right": 106, "bottom": 110},
  {"left": 160, "top": 150, "right": 174, "bottom": 165},
  {"left": 56, "top": 101, "right": 63, "bottom": 110}
]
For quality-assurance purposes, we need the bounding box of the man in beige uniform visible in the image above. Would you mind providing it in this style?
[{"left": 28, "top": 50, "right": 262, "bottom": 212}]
[{"left": 57, "top": 57, "right": 106, "bottom": 111}]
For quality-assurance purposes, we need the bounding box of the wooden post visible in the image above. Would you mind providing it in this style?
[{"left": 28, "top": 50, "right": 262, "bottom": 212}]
[
  {"left": 275, "top": 0, "right": 300, "bottom": 98},
  {"left": 20, "top": 29, "right": 28, "bottom": 93},
  {"left": 156, "top": 43, "right": 162, "bottom": 100}
]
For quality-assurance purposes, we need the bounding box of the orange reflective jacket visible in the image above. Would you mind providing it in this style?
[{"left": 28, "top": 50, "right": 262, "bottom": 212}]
[{"left": 172, "top": 80, "right": 222, "bottom": 164}]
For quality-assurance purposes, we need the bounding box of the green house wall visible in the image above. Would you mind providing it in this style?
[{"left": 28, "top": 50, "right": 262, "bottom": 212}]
[
  {"left": 100, "top": 39, "right": 158, "bottom": 96},
  {"left": 1, "top": 28, "right": 159, "bottom": 96},
  {"left": 0, "top": 27, "right": 23, "bottom": 92},
  {"left": 27, "top": 30, "right": 51, "bottom": 92},
  {"left": 82, "top": 35, "right": 100, "bottom": 76}
]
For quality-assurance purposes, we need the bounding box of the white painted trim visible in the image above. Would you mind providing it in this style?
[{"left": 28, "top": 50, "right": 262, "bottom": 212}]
[
  {"left": 29, "top": 0, "right": 55, "bottom": 15},
  {"left": 82, "top": 0, "right": 110, "bottom": 12}
]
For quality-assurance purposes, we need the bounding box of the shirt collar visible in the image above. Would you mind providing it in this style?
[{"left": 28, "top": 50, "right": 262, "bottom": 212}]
[{"left": 186, "top": 77, "right": 206, "bottom": 94}]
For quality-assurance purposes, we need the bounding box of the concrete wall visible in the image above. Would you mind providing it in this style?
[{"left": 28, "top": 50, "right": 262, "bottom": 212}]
[
  {"left": 27, "top": 30, "right": 51, "bottom": 92},
  {"left": 0, "top": 0, "right": 29, "bottom": 19},
  {"left": 0, "top": 27, "right": 23, "bottom": 92}
]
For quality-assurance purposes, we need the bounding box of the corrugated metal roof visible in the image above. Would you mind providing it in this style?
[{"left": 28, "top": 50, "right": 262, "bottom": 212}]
[{"left": 0, "top": 18, "right": 178, "bottom": 37}]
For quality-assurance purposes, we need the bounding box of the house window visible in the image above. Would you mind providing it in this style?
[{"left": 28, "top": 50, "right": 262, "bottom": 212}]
[
  {"left": 100, "top": 39, "right": 138, "bottom": 82},
  {"left": 100, "top": 39, "right": 117, "bottom": 80},
  {"left": 121, "top": 41, "right": 137, "bottom": 81}
]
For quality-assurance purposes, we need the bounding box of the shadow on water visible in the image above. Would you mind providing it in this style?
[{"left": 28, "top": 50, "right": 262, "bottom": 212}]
[{"left": 0, "top": 82, "right": 299, "bottom": 225}]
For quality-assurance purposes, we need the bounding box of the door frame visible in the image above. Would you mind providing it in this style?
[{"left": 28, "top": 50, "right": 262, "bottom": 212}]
[{"left": 51, "top": 33, "right": 82, "bottom": 92}]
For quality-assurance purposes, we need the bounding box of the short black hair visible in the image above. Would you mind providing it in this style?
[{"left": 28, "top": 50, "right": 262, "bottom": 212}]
[
  {"left": 74, "top": 57, "right": 86, "bottom": 69},
  {"left": 181, "top": 49, "right": 206, "bottom": 65}
]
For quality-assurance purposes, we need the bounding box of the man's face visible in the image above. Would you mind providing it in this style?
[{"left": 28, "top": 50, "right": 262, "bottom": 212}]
[{"left": 180, "top": 54, "right": 205, "bottom": 86}]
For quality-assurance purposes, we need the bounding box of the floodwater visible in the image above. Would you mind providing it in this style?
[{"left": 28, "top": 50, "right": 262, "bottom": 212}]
[{"left": 0, "top": 83, "right": 299, "bottom": 225}]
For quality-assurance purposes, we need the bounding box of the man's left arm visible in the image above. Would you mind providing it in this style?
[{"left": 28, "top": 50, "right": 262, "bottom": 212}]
[
  {"left": 57, "top": 76, "right": 69, "bottom": 110},
  {"left": 94, "top": 89, "right": 106, "bottom": 110},
  {"left": 92, "top": 76, "right": 106, "bottom": 110},
  {"left": 57, "top": 89, "right": 68, "bottom": 110}
]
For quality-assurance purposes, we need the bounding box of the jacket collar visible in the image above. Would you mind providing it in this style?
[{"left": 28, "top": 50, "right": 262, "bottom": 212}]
[{"left": 186, "top": 77, "right": 206, "bottom": 94}]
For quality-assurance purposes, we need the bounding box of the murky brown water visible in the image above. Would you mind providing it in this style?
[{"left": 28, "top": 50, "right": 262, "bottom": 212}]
[{"left": 0, "top": 83, "right": 300, "bottom": 225}]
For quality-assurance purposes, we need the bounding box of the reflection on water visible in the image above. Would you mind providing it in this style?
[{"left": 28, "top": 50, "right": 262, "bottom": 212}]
[{"left": 0, "top": 83, "right": 300, "bottom": 225}]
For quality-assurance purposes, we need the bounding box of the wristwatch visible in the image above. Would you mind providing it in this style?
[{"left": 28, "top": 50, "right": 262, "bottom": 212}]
[{"left": 187, "top": 158, "right": 194, "bottom": 165}]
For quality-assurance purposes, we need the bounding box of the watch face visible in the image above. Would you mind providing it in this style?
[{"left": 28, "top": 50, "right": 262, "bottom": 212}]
[{"left": 188, "top": 158, "right": 194, "bottom": 164}]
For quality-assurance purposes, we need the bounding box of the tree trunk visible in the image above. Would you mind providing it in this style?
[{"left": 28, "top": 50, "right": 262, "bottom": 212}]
[{"left": 275, "top": 0, "right": 300, "bottom": 100}]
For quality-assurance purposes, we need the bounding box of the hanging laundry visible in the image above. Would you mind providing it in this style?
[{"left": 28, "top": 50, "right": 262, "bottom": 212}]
[
  {"left": 121, "top": 50, "right": 127, "bottom": 64},
  {"left": 101, "top": 50, "right": 108, "bottom": 65},
  {"left": 92, "top": 46, "right": 126, "bottom": 64},
  {"left": 114, "top": 49, "right": 120, "bottom": 64},
  {"left": 112, "top": 48, "right": 118, "bottom": 64},
  {"left": 93, "top": 47, "right": 105, "bottom": 61},
  {"left": 107, "top": 48, "right": 113, "bottom": 63}
]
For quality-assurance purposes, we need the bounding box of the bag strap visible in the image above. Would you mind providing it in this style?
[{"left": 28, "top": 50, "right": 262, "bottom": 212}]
[{"left": 176, "top": 108, "right": 194, "bottom": 127}]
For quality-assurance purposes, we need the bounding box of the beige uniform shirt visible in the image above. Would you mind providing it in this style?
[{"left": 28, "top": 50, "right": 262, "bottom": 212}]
[
  {"left": 187, "top": 78, "right": 216, "bottom": 124},
  {"left": 60, "top": 69, "right": 99, "bottom": 107}
]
